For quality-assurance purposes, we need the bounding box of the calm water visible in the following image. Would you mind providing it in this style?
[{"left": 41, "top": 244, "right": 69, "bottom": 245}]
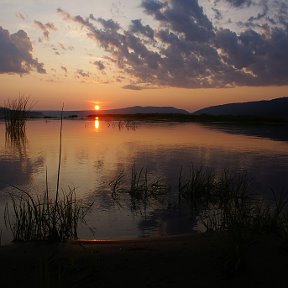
[{"left": 1, "top": 119, "right": 288, "bottom": 244}]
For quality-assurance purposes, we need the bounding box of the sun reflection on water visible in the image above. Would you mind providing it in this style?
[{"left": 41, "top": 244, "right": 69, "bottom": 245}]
[{"left": 94, "top": 117, "right": 100, "bottom": 130}]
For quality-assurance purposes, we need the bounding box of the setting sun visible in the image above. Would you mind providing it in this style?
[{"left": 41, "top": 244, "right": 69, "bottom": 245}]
[{"left": 94, "top": 105, "right": 100, "bottom": 111}]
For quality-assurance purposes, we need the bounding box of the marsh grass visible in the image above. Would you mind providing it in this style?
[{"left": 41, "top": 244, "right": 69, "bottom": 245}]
[
  {"left": 4, "top": 104, "right": 93, "bottom": 242},
  {"left": 109, "top": 163, "right": 288, "bottom": 276},
  {"left": 177, "top": 166, "right": 254, "bottom": 233},
  {"left": 5, "top": 123, "right": 27, "bottom": 149},
  {"left": 4, "top": 94, "right": 31, "bottom": 130},
  {"left": 110, "top": 164, "right": 288, "bottom": 237},
  {"left": 4, "top": 95, "right": 30, "bottom": 154},
  {"left": 106, "top": 120, "right": 137, "bottom": 131},
  {"left": 110, "top": 165, "right": 167, "bottom": 215},
  {"left": 178, "top": 165, "right": 215, "bottom": 208},
  {"left": 4, "top": 185, "right": 91, "bottom": 242},
  {"left": 182, "top": 167, "right": 288, "bottom": 275},
  {"left": 202, "top": 170, "right": 252, "bottom": 232}
]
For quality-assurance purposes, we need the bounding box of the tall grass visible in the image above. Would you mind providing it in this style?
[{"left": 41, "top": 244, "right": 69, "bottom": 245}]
[
  {"left": 178, "top": 165, "right": 215, "bottom": 207},
  {"left": 4, "top": 94, "right": 31, "bottom": 130},
  {"left": 4, "top": 185, "right": 90, "bottom": 242},
  {"left": 200, "top": 169, "right": 252, "bottom": 232},
  {"left": 109, "top": 164, "right": 288, "bottom": 236},
  {"left": 177, "top": 165, "right": 288, "bottom": 275},
  {"left": 4, "top": 104, "right": 92, "bottom": 242},
  {"left": 105, "top": 120, "right": 137, "bottom": 131},
  {"left": 4, "top": 95, "right": 30, "bottom": 153},
  {"left": 110, "top": 165, "right": 167, "bottom": 215}
]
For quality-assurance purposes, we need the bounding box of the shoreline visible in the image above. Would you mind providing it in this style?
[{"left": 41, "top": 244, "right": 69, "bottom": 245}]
[{"left": 1, "top": 232, "right": 287, "bottom": 287}]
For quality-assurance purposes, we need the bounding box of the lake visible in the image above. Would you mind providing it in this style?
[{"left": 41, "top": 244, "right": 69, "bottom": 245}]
[{"left": 1, "top": 119, "right": 288, "bottom": 244}]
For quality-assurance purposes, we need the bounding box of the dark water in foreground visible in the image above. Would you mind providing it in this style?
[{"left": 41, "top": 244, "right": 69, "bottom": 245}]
[{"left": 0, "top": 119, "right": 288, "bottom": 244}]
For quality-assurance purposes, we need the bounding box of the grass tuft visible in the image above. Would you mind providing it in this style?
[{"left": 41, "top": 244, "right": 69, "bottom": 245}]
[
  {"left": 110, "top": 164, "right": 167, "bottom": 215},
  {"left": 4, "top": 186, "right": 91, "bottom": 242},
  {"left": 3, "top": 103, "right": 93, "bottom": 243}
]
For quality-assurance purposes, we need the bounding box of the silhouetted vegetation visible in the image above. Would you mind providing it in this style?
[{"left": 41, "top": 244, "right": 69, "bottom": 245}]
[
  {"left": 4, "top": 186, "right": 92, "bottom": 242},
  {"left": 3, "top": 95, "right": 30, "bottom": 153},
  {"left": 3, "top": 95, "right": 31, "bottom": 127},
  {"left": 110, "top": 165, "right": 168, "bottom": 215},
  {"left": 3, "top": 104, "right": 93, "bottom": 243},
  {"left": 109, "top": 164, "right": 288, "bottom": 275},
  {"left": 109, "top": 164, "right": 288, "bottom": 237}
]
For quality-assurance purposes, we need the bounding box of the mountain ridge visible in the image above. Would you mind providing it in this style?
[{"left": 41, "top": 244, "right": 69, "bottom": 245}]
[
  {"left": 193, "top": 97, "right": 288, "bottom": 119},
  {"left": 39, "top": 106, "right": 190, "bottom": 118}
]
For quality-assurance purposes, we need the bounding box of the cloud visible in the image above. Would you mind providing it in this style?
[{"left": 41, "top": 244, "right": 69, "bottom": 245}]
[
  {"left": 97, "top": 18, "right": 120, "bottom": 31},
  {"left": 216, "top": 27, "right": 288, "bottom": 85},
  {"left": 16, "top": 12, "right": 26, "bottom": 20},
  {"left": 57, "top": 8, "right": 72, "bottom": 20},
  {"left": 122, "top": 84, "right": 144, "bottom": 90},
  {"left": 141, "top": 0, "right": 167, "bottom": 20},
  {"left": 130, "top": 19, "right": 154, "bottom": 39},
  {"left": 58, "top": 42, "right": 74, "bottom": 51},
  {"left": 214, "top": 0, "right": 287, "bottom": 31},
  {"left": 92, "top": 60, "right": 105, "bottom": 70},
  {"left": 0, "top": 26, "right": 46, "bottom": 75},
  {"left": 75, "top": 69, "right": 90, "bottom": 78},
  {"left": 58, "top": 0, "right": 288, "bottom": 88},
  {"left": 141, "top": 0, "right": 214, "bottom": 42},
  {"left": 34, "top": 20, "right": 57, "bottom": 41},
  {"left": 61, "top": 66, "right": 68, "bottom": 73},
  {"left": 225, "top": 0, "right": 252, "bottom": 7}
]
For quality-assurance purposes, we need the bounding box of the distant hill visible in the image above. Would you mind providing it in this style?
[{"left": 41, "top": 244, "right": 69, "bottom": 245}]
[
  {"left": 100, "top": 106, "right": 189, "bottom": 115},
  {"left": 0, "top": 107, "right": 43, "bottom": 119},
  {"left": 0, "top": 107, "right": 5, "bottom": 118},
  {"left": 40, "top": 106, "right": 190, "bottom": 118},
  {"left": 194, "top": 97, "right": 288, "bottom": 120}
]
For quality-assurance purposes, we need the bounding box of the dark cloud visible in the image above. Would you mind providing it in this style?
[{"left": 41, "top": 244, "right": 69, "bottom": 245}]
[
  {"left": 93, "top": 60, "right": 105, "bottom": 70},
  {"left": 58, "top": 42, "right": 74, "bottom": 51},
  {"left": 59, "top": 0, "right": 288, "bottom": 88},
  {"left": 61, "top": 66, "right": 68, "bottom": 73},
  {"left": 51, "top": 46, "right": 60, "bottom": 55},
  {"left": 225, "top": 0, "right": 252, "bottom": 7},
  {"left": 142, "top": 0, "right": 214, "bottom": 42},
  {"left": 0, "top": 26, "right": 46, "bottom": 74},
  {"left": 34, "top": 20, "right": 57, "bottom": 41},
  {"left": 130, "top": 19, "right": 154, "bottom": 39},
  {"left": 122, "top": 84, "right": 144, "bottom": 90},
  {"left": 276, "top": 1, "right": 288, "bottom": 29},
  {"left": 216, "top": 27, "right": 288, "bottom": 85},
  {"left": 97, "top": 18, "right": 120, "bottom": 31},
  {"left": 141, "top": 0, "right": 167, "bottom": 20},
  {"left": 76, "top": 69, "right": 90, "bottom": 78},
  {"left": 212, "top": 7, "right": 222, "bottom": 21}
]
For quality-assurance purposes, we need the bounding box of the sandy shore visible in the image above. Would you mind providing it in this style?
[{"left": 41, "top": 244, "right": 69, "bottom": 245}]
[{"left": 0, "top": 232, "right": 287, "bottom": 288}]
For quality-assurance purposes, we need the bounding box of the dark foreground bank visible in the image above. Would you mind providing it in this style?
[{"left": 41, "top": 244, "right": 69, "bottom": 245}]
[{"left": 0, "top": 232, "right": 287, "bottom": 288}]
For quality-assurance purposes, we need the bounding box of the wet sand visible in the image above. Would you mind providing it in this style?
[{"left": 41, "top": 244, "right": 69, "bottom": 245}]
[{"left": 0, "top": 232, "right": 287, "bottom": 288}]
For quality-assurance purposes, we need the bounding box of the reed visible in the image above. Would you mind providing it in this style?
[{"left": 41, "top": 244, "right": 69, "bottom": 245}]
[
  {"left": 4, "top": 186, "right": 90, "bottom": 242},
  {"left": 193, "top": 168, "right": 288, "bottom": 276},
  {"left": 4, "top": 104, "right": 92, "bottom": 242},
  {"left": 4, "top": 95, "right": 30, "bottom": 152},
  {"left": 178, "top": 165, "right": 215, "bottom": 207},
  {"left": 4, "top": 94, "right": 31, "bottom": 129},
  {"left": 110, "top": 164, "right": 167, "bottom": 214},
  {"left": 110, "top": 164, "right": 288, "bottom": 236}
]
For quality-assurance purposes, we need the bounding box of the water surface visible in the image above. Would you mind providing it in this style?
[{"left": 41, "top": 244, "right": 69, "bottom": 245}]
[{"left": 1, "top": 119, "right": 288, "bottom": 244}]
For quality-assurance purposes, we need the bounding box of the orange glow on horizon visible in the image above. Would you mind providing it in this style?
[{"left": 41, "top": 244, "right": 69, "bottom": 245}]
[{"left": 94, "top": 105, "right": 100, "bottom": 111}]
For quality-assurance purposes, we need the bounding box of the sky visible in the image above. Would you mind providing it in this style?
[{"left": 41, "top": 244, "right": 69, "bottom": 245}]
[{"left": 0, "top": 0, "right": 288, "bottom": 112}]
